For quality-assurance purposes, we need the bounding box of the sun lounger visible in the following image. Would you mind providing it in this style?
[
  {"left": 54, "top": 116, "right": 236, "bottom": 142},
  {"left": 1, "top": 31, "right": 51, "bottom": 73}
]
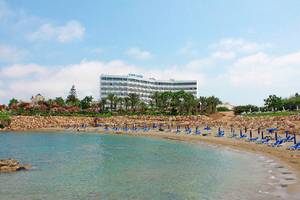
[
  {"left": 186, "top": 128, "right": 192, "bottom": 134},
  {"left": 247, "top": 137, "right": 258, "bottom": 142},
  {"left": 269, "top": 139, "right": 284, "bottom": 147},
  {"left": 228, "top": 133, "right": 237, "bottom": 138},
  {"left": 239, "top": 134, "right": 247, "bottom": 139},
  {"left": 287, "top": 142, "right": 300, "bottom": 150},
  {"left": 216, "top": 130, "right": 224, "bottom": 137}
]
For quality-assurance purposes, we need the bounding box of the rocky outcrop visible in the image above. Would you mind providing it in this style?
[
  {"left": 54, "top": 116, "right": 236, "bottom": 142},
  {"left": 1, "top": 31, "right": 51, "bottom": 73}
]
[
  {"left": 3, "top": 114, "right": 300, "bottom": 133},
  {"left": 0, "top": 159, "right": 31, "bottom": 173},
  {"left": 8, "top": 116, "right": 94, "bottom": 131}
]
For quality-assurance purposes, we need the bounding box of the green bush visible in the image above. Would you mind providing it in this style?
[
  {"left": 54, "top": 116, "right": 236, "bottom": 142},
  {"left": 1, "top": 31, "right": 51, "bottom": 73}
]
[
  {"left": 217, "top": 107, "right": 231, "bottom": 112},
  {"left": 234, "top": 105, "right": 259, "bottom": 115},
  {"left": 0, "top": 111, "right": 11, "bottom": 128}
]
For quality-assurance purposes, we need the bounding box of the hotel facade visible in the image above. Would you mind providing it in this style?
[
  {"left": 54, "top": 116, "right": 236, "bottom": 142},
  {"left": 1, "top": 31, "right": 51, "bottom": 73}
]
[{"left": 100, "top": 74, "right": 197, "bottom": 102}]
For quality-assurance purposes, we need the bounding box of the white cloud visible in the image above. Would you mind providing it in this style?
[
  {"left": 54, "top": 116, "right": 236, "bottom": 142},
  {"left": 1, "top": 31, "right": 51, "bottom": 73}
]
[
  {"left": 0, "top": 44, "right": 27, "bottom": 62},
  {"left": 0, "top": 64, "right": 48, "bottom": 78},
  {"left": 57, "top": 20, "right": 85, "bottom": 43},
  {"left": 226, "top": 51, "right": 300, "bottom": 91},
  {"left": 28, "top": 20, "right": 85, "bottom": 43},
  {"left": 125, "top": 47, "right": 152, "bottom": 60},
  {"left": 27, "top": 23, "right": 55, "bottom": 41},
  {"left": 212, "top": 51, "right": 236, "bottom": 60},
  {"left": 0, "top": 59, "right": 207, "bottom": 102},
  {"left": 211, "top": 38, "right": 271, "bottom": 53}
]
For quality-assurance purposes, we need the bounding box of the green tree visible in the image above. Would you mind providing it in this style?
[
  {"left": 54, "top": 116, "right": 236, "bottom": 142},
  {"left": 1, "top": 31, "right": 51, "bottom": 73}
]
[
  {"left": 124, "top": 97, "right": 130, "bottom": 111},
  {"left": 116, "top": 97, "right": 124, "bottom": 111},
  {"left": 128, "top": 93, "right": 140, "bottom": 112},
  {"left": 107, "top": 93, "right": 116, "bottom": 112},
  {"left": 80, "top": 96, "right": 93, "bottom": 109},
  {"left": 206, "top": 96, "right": 222, "bottom": 114},
  {"left": 54, "top": 97, "right": 65, "bottom": 106},
  {"left": 138, "top": 101, "right": 147, "bottom": 113},
  {"left": 264, "top": 95, "right": 283, "bottom": 111},
  {"left": 234, "top": 105, "right": 259, "bottom": 115},
  {"left": 100, "top": 98, "right": 107, "bottom": 112},
  {"left": 150, "top": 91, "right": 160, "bottom": 109},
  {"left": 66, "top": 85, "right": 80, "bottom": 106},
  {"left": 8, "top": 98, "right": 18, "bottom": 108},
  {"left": 198, "top": 96, "right": 208, "bottom": 113}
]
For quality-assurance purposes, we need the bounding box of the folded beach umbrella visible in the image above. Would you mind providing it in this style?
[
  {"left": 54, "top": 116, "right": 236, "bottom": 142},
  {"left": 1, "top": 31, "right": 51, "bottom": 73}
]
[
  {"left": 204, "top": 126, "right": 211, "bottom": 131},
  {"left": 266, "top": 128, "right": 278, "bottom": 134}
]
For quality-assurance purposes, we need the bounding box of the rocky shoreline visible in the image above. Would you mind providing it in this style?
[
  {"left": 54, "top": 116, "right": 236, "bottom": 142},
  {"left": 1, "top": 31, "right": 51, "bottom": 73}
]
[
  {"left": 2, "top": 113, "right": 300, "bottom": 133},
  {"left": 0, "top": 159, "right": 31, "bottom": 173}
]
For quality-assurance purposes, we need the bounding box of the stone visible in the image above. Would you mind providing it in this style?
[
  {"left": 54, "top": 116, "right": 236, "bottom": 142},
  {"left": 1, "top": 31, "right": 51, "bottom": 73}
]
[{"left": 0, "top": 159, "right": 31, "bottom": 173}]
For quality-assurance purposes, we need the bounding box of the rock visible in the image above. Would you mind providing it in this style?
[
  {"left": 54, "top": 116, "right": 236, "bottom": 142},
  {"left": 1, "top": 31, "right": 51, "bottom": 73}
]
[{"left": 0, "top": 159, "right": 31, "bottom": 173}]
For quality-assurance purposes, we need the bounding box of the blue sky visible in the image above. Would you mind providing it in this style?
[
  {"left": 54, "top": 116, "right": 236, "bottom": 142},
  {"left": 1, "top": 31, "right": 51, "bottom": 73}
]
[{"left": 1, "top": 0, "right": 300, "bottom": 105}]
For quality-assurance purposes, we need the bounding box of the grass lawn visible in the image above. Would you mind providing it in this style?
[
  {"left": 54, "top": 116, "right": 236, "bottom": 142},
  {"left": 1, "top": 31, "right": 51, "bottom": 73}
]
[{"left": 244, "top": 111, "right": 300, "bottom": 117}]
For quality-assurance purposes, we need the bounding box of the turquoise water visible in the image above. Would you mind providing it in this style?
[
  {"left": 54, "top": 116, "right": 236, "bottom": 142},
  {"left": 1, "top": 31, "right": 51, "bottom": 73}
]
[{"left": 0, "top": 132, "right": 273, "bottom": 200}]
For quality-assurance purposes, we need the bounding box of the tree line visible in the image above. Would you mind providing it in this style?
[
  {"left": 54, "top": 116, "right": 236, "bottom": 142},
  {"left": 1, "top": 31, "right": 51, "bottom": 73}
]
[
  {"left": 3, "top": 85, "right": 222, "bottom": 116},
  {"left": 234, "top": 93, "right": 300, "bottom": 115}
]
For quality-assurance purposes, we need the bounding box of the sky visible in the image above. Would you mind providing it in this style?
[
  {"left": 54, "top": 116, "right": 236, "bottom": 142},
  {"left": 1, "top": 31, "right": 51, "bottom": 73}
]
[{"left": 0, "top": 0, "right": 300, "bottom": 106}]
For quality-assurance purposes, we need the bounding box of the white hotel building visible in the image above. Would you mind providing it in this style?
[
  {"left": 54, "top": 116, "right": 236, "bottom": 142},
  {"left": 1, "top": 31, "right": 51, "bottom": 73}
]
[{"left": 100, "top": 74, "right": 197, "bottom": 102}]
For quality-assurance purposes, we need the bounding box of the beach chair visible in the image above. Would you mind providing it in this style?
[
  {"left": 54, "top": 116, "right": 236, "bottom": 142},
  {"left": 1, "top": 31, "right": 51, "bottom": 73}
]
[
  {"left": 287, "top": 142, "right": 300, "bottom": 150},
  {"left": 269, "top": 139, "right": 284, "bottom": 147},
  {"left": 143, "top": 127, "right": 150, "bottom": 132},
  {"left": 228, "top": 133, "right": 237, "bottom": 138},
  {"left": 247, "top": 137, "right": 258, "bottom": 142},
  {"left": 195, "top": 129, "right": 201, "bottom": 135},
  {"left": 216, "top": 130, "right": 224, "bottom": 137}
]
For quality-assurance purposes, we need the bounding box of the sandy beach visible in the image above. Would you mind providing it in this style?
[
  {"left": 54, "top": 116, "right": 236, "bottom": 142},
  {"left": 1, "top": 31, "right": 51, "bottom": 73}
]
[{"left": 2, "top": 113, "right": 300, "bottom": 199}]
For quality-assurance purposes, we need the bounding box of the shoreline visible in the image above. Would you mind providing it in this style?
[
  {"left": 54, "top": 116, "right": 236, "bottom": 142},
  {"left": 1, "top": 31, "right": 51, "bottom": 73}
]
[{"left": 2, "top": 127, "right": 300, "bottom": 199}]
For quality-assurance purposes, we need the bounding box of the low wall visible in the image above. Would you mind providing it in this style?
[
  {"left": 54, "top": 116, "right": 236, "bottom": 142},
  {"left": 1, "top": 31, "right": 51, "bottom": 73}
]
[
  {"left": 8, "top": 116, "right": 94, "bottom": 131},
  {"left": 2, "top": 114, "right": 300, "bottom": 132}
]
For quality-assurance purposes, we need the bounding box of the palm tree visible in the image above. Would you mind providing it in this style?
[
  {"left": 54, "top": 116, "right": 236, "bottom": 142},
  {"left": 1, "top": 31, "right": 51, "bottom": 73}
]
[
  {"left": 150, "top": 91, "right": 160, "bottom": 110},
  {"left": 198, "top": 96, "right": 207, "bottom": 113},
  {"left": 138, "top": 101, "right": 147, "bottom": 113},
  {"left": 128, "top": 93, "right": 140, "bottom": 112},
  {"left": 182, "top": 92, "right": 196, "bottom": 114},
  {"left": 206, "top": 96, "right": 221, "bottom": 114},
  {"left": 124, "top": 97, "right": 130, "bottom": 112},
  {"left": 117, "top": 97, "right": 124, "bottom": 112},
  {"left": 100, "top": 98, "right": 107, "bottom": 112},
  {"left": 107, "top": 93, "right": 116, "bottom": 112}
]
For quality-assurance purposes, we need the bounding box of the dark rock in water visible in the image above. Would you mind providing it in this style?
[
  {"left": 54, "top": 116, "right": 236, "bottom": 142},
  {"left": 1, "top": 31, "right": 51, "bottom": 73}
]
[{"left": 0, "top": 159, "right": 31, "bottom": 173}]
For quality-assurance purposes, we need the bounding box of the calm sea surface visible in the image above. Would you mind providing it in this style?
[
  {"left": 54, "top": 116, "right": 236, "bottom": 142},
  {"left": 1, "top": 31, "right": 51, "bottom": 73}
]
[{"left": 0, "top": 132, "right": 275, "bottom": 200}]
